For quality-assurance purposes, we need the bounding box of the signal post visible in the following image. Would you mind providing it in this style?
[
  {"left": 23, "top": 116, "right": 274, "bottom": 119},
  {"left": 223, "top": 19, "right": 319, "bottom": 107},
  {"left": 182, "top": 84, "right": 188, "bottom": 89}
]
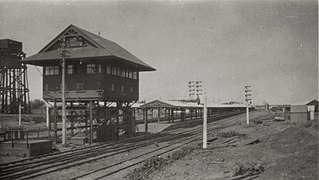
[{"left": 245, "top": 85, "right": 252, "bottom": 125}]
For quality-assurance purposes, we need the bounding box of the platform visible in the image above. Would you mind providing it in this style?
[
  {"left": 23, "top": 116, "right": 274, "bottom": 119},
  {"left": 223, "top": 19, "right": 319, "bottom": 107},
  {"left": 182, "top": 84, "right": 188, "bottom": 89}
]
[{"left": 0, "top": 139, "right": 52, "bottom": 157}]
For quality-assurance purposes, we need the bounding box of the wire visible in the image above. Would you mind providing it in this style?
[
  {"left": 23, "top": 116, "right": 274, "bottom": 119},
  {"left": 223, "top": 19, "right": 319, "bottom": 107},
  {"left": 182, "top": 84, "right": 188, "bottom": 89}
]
[
  {"left": 183, "top": 82, "right": 189, "bottom": 101},
  {"left": 34, "top": 65, "right": 43, "bottom": 76}
]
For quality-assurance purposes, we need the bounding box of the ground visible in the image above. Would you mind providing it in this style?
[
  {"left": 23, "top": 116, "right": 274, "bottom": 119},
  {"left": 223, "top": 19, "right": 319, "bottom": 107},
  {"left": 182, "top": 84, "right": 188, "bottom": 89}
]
[
  {"left": 1, "top": 111, "right": 318, "bottom": 180},
  {"left": 141, "top": 111, "right": 318, "bottom": 180}
]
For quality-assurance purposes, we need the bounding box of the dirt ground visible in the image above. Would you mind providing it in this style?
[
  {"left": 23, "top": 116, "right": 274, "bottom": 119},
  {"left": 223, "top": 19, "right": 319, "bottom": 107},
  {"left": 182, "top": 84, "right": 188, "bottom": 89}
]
[
  {"left": 144, "top": 110, "right": 318, "bottom": 180},
  {"left": 1, "top": 111, "right": 318, "bottom": 180}
]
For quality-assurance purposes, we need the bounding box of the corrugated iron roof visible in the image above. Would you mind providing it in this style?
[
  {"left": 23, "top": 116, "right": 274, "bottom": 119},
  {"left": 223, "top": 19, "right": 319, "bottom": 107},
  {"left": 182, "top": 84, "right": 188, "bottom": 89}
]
[{"left": 21, "top": 24, "right": 155, "bottom": 71}]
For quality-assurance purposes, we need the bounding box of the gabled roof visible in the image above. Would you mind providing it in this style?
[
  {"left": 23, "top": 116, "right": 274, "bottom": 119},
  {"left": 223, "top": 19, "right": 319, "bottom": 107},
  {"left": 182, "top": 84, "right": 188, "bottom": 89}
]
[
  {"left": 21, "top": 24, "right": 155, "bottom": 71},
  {"left": 291, "top": 99, "right": 318, "bottom": 106},
  {"left": 306, "top": 100, "right": 318, "bottom": 106}
]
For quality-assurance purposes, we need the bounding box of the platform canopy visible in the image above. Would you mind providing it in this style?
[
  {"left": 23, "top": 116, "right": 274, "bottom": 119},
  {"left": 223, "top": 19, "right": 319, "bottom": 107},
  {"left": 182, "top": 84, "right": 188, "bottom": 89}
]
[
  {"left": 138, "top": 100, "right": 246, "bottom": 109},
  {"left": 21, "top": 24, "right": 155, "bottom": 71}
]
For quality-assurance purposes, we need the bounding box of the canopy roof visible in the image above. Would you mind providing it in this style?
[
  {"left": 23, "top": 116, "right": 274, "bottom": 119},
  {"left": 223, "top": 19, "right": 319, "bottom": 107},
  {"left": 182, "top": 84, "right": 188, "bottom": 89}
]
[
  {"left": 138, "top": 100, "right": 246, "bottom": 109},
  {"left": 21, "top": 24, "right": 155, "bottom": 71}
]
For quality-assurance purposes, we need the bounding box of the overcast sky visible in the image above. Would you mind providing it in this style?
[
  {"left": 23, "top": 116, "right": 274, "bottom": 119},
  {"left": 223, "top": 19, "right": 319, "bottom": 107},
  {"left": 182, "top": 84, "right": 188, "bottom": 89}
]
[{"left": 0, "top": 0, "right": 317, "bottom": 105}]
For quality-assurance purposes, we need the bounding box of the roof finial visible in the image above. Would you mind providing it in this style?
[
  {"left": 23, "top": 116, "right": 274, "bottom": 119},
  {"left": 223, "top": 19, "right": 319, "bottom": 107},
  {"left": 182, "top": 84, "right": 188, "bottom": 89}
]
[{"left": 98, "top": 31, "right": 101, "bottom": 36}]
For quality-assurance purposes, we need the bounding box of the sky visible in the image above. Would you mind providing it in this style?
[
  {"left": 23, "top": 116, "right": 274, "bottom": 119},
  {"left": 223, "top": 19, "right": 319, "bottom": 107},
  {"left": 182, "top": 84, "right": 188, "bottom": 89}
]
[{"left": 0, "top": 0, "right": 318, "bottom": 105}]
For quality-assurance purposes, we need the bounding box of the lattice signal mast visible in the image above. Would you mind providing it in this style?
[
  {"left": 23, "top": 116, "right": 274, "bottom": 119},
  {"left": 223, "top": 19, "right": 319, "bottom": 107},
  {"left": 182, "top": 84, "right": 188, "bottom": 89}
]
[
  {"left": 245, "top": 85, "right": 252, "bottom": 125},
  {"left": 188, "top": 80, "right": 202, "bottom": 103},
  {"left": 0, "top": 39, "right": 30, "bottom": 114}
]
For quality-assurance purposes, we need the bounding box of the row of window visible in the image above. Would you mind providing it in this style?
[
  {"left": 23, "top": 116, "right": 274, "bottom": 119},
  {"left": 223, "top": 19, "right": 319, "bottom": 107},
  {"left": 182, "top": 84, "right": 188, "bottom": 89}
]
[
  {"left": 44, "top": 83, "right": 134, "bottom": 93},
  {"left": 44, "top": 64, "right": 138, "bottom": 80}
]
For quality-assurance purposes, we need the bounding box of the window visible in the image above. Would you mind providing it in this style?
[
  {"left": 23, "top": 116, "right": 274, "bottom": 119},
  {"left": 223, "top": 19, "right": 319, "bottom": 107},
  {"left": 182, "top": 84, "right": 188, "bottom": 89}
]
[
  {"left": 106, "top": 65, "right": 111, "bottom": 74},
  {"left": 125, "top": 70, "right": 129, "bottom": 78},
  {"left": 121, "top": 85, "right": 125, "bottom": 92},
  {"left": 76, "top": 83, "right": 84, "bottom": 91},
  {"left": 129, "top": 71, "right": 133, "bottom": 79},
  {"left": 111, "top": 83, "right": 115, "bottom": 91},
  {"left": 133, "top": 72, "right": 138, "bottom": 80},
  {"left": 117, "top": 68, "right": 120, "bottom": 76},
  {"left": 112, "top": 67, "right": 117, "bottom": 75},
  {"left": 66, "top": 36, "right": 87, "bottom": 47},
  {"left": 86, "top": 64, "right": 102, "bottom": 74},
  {"left": 45, "top": 66, "right": 59, "bottom": 75},
  {"left": 67, "top": 65, "right": 74, "bottom": 75},
  {"left": 130, "top": 86, "right": 133, "bottom": 93},
  {"left": 121, "top": 69, "right": 126, "bottom": 77},
  {"left": 44, "top": 84, "right": 49, "bottom": 91}
]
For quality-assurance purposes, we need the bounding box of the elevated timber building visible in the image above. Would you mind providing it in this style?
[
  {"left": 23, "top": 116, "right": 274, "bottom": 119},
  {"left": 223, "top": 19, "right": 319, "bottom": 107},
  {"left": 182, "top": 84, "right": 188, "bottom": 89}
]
[{"left": 22, "top": 24, "right": 155, "bottom": 142}]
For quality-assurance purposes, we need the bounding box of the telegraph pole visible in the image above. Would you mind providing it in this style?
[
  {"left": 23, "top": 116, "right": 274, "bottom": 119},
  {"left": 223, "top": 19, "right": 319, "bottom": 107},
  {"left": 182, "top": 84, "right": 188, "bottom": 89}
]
[
  {"left": 194, "top": 81, "right": 207, "bottom": 149},
  {"left": 245, "top": 85, "right": 252, "bottom": 125},
  {"left": 60, "top": 37, "right": 68, "bottom": 145},
  {"left": 203, "top": 89, "right": 207, "bottom": 149}
]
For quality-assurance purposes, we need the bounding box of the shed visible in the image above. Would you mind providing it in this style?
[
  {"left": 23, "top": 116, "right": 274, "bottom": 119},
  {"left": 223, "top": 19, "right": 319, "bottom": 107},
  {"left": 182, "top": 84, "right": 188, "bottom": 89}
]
[
  {"left": 290, "top": 99, "right": 318, "bottom": 123},
  {"left": 290, "top": 105, "right": 308, "bottom": 123}
]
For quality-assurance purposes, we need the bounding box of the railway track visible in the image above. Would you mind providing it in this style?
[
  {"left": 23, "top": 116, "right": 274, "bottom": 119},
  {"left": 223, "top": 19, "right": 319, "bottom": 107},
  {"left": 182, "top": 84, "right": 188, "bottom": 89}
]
[
  {"left": 0, "top": 129, "right": 196, "bottom": 179},
  {"left": 0, "top": 112, "right": 246, "bottom": 180},
  {"left": 73, "top": 135, "right": 201, "bottom": 180},
  {"left": 71, "top": 113, "right": 251, "bottom": 180}
]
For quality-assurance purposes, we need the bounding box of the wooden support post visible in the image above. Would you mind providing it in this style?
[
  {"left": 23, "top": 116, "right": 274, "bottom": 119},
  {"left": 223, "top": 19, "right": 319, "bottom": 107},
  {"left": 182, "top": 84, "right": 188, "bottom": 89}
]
[
  {"left": 85, "top": 105, "right": 88, "bottom": 135},
  {"left": 26, "top": 130, "right": 29, "bottom": 149},
  {"left": 133, "top": 108, "right": 137, "bottom": 133},
  {"left": 116, "top": 103, "right": 119, "bottom": 140},
  {"left": 130, "top": 109, "right": 135, "bottom": 137},
  {"left": 19, "top": 103, "right": 21, "bottom": 126},
  {"left": 54, "top": 100, "right": 57, "bottom": 143},
  {"left": 190, "top": 109, "right": 193, "bottom": 120},
  {"left": 171, "top": 109, "right": 174, "bottom": 122},
  {"left": 11, "top": 131, "right": 14, "bottom": 148},
  {"left": 37, "top": 128, "right": 40, "bottom": 139},
  {"left": 181, "top": 108, "right": 185, "bottom": 121},
  {"left": 157, "top": 107, "right": 160, "bottom": 123},
  {"left": 48, "top": 107, "right": 51, "bottom": 140},
  {"left": 89, "top": 101, "right": 93, "bottom": 145},
  {"left": 70, "top": 102, "right": 74, "bottom": 136},
  {"left": 144, "top": 109, "right": 148, "bottom": 133}
]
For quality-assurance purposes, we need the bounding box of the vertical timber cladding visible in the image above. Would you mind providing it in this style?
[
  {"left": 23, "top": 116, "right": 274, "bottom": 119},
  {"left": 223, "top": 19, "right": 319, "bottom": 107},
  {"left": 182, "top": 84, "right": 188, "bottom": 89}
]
[
  {"left": 21, "top": 24, "right": 155, "bottom": 141},
  {"left": 0, "top": 39, "right": 31, "bottom": 114}
]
